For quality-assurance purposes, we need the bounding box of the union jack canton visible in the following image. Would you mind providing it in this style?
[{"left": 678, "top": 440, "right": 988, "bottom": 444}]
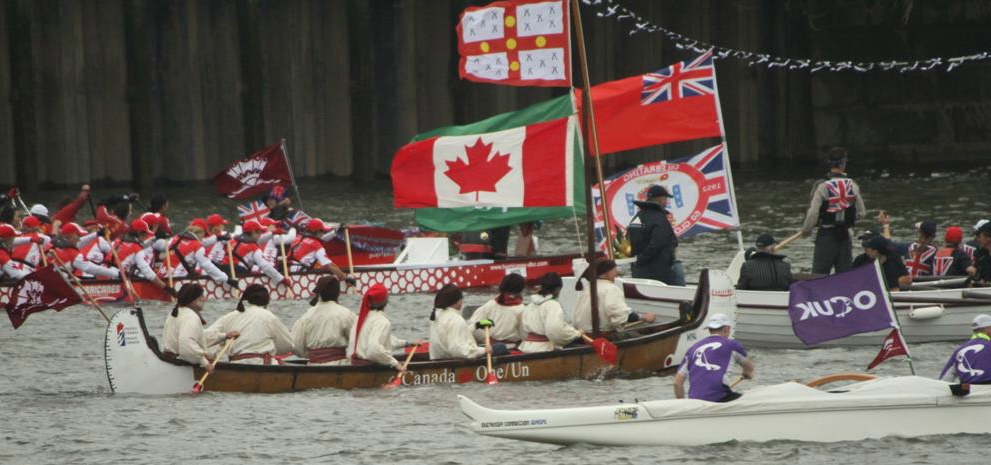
[
  {"left": 825, "top": 179, "right": 856, "bottom": 213},
  {"left": 641, "top": 50, "right": 715, "bottom": 106}
]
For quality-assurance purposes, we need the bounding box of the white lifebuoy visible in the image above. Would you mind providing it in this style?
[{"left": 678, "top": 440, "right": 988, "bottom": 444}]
[{"left": 909, "top": 305, "right": 944, "bottom": 320}]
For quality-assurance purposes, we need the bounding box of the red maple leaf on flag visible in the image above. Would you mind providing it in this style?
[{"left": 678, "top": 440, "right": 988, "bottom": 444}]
[{"left": 444, "top": 138, "right": 512, "bottom": 201}]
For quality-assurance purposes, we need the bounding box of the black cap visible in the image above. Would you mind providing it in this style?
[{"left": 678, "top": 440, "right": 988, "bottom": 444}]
[
  {"left": 916, "top": 220, "right": 937, "bottom": 237},
  {"left": 979, "top": 222, "right": 991, "bottom": 236},
  {"left": 857, "top": 230, "right": 877, "bottom": 241},
  {"left": 755, "top": 233, "right": 777, "bottom": 248},
  {"left": 646, "top": 185, "right": 671, "bottom": 199},
  {"left": 865, "top": 235, "right": 891, "bottom": 252}
]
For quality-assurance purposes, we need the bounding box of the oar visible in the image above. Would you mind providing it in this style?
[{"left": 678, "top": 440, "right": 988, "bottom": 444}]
[
  {"left": 383, "top": 343, "right": 420, "bottom": 389},
  {"left": 46, "top": 251, "right": 110, "bottom": 323},
  {"left": 192, "top": 337, "right": 235, "bottom": 394},
  {"left": 278, "top": 241, "right": 294, "bottom": 298},
  {"left": 483, "top": 326, "right": 498, "bottom": 385},
  {"left": 962, "top": 290, "right": 991, "bottom": 301},
  {"left": 107, "top": 233, "right": 141, "bottom": 305},
  {"left": 581, "top": 333, "right": 618, "bottom": 366},
  {"left": 164, "top": 248, "right": 175, "bottom": 290},
  {"left": 225, "top": 240, "right": 237, "bottom": 280},
  {"left": 343, "top": 226, "right": 356, "bottom": 293},
  {"left": 772, "top": 232, "right": 803, "bottom": 252}
]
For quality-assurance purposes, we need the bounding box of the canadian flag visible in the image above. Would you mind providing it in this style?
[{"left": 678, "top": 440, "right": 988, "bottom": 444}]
[
  {"left": 214, "top": 142, "right": 293, "bottom": 200},
  {"left": 391, "top": 116, "right": 574, "bottom": 208},
  {"left": 867, "top": 329, "right": 911, "bottom": 370}
]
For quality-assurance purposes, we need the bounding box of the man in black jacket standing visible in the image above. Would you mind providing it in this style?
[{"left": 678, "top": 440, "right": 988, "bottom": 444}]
[{"left": 629, "top": 185, "right": 678, "bottom": 284}]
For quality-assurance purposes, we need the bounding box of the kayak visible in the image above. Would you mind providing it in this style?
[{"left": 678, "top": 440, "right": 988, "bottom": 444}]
[{"left": 459, "top": 375, "right": 991, "bottom": 446}]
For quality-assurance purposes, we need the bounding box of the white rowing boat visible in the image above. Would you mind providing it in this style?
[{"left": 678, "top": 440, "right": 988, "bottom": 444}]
[{"left": 459, "top": 375, "right": 991, "bottom": 446}]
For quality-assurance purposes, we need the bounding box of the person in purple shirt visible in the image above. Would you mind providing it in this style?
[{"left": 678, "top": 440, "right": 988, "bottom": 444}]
[
  {"left": 939, "top": 314, "right": 991, "bottom": 384},
  {"left": 674, "top": 313, "right": 755, "bottom": 402}
]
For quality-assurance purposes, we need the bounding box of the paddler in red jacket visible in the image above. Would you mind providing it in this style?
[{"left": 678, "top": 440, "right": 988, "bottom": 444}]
[
  {"left": 75, "top": 220, "right": 119, "bottom": 279},
  {"left": 163, "top": 219, "right": 234, "bottom": 287},
  {"left": 224, "top": 220, "right": 288, "bottom": 287},
  {"left": 288, "top": 219, "right": 347, "bottom": 281},
  {"left": 0, "top": 224, "right": 30, "bottom": 280},
  {"left": 116, "top": 219, "right": 175, "bottom": 297},
  {"left": 8, "top": 215, "right": 50, "bottom": 275}
]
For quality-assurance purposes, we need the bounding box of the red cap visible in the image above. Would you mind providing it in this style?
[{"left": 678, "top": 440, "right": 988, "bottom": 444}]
[
  {"left": 206, "top": 214, "right": 228, "bottom": 227},
  {"left": 83, "top": 219, "right": 102, "bottom": 228},
  {"left": 139, "top": 212, "right": 160, "bottom": 227},
  {"left": 945, "top": 226, "right": 964, "bottom": 244},
  {"left": 60, "top": 222, "right": 87, "bottom": 236},
  {"left": 130, "top": 219, "right": 151, "bottom": 234},
  {"left": 189, "top": 218, "right": 209, "bottom": 232},
  {"left": 305, "top": 219, "right": 328, "bottom": 232},
  {"left": 242, "top": 220, "right": 263, "bottom": 233},
  {"left": 0, "top": 224, "right": 17, "bottom": 238},
  {"left": 22, "top": 216, "right": 41, "bottom": 228},
  {"left": 259, "top": 218, "right": 278, "bottom": 227}
]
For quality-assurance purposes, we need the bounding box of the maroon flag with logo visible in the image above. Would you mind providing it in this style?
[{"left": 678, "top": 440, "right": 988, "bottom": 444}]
[
  {"left": 5, "top": 266, "right": 83, "bottom": 329},
  {"left": 214, "top": 142, "right": 292, "bottom": 200},
  {"left": 867, "top": 329, "right": 911, "bottom": 370}
]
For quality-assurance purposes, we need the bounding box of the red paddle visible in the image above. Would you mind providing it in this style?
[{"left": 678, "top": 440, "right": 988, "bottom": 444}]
[
  {"left": 581, "top": 334, "right": 618, "bottom": 366},
  {"left": 192, "top": 337, "right": 235, "bottom": 394},
  {"left": 483, "top": 326, "right": 498, "bottom": 385},
  {"left": 384, "top": 343, "right": 420, "bottom": 389}
]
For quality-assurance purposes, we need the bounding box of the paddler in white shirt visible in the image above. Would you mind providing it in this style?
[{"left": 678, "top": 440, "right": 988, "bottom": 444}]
[
  {"left": 347, "top": 283, "right": 419, "bottom": 369},
  {"left": 572, "top": 258, "right": 656, "bottom": 334},
  {"left": 291, "top": 277, "right": 355, "bottom": 365},
  {"left": 430, "top": 284, "right": 503, "bottom": 359},
  {"left": 467, "top": 273, "right": 525, "bottom": 346},
  {"left": 519, "top": 272, "right": 582, "bottom": 353},
  {"left": 162, "top": 283, "right": 239, "bottom": 370},
  {"left": 207, "top": 284, "right": 293, "bottom": 365}
]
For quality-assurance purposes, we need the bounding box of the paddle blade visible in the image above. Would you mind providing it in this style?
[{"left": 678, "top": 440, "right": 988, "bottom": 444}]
[
  {"left": 192, "top": 383, "right": 204, "bottom": 394},
  {"left": 485, "top": 372, "right": 498, "bottom": 385},
  {"left": 382, "top": 376, "right": 402, "bottom": 390},
  {"left": 592, "top": 338, "right": 618, "bottom": 366}
]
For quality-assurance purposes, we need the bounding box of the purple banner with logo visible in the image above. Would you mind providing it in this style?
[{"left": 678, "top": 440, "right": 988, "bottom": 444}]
[{"left": 788, "top": 263, "right": 896, "bottom": 346}]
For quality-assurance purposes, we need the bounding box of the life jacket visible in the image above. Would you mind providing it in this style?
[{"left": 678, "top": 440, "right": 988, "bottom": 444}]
[
  {"left": 933, "top": 247, "right": 955, "bottom": 277},
  {"left": 0, "top": 247, "right": 11, "bottom": 266},
  {"left": 223, "top": 238, "right": 259, "bottom": 269},
  {"left": 905, "top": 242, "right": 937, "bottom": 277},
  {"left": 817, "top": 176, "right": 858, "bottom": 228},
  {"left": 11, "top": 232, "right": 45, "bottom": 266},
  {"left": 169, "top": 233, "right": 204, "bottom": 275},
  {"left": 80, "top": 238, "right": 110, "bottom": 267},
  {"left": 290, "top": 236, "right": 325, "bottom": 269},
  {"left": 115, "top": 237, "right": 149, "bottom": 275},
  {"left": 962, "top": 243, "right": 977, "bottom": 262},
  {"left": 51, "top": 238, "right": 80, "bottom": 272}
]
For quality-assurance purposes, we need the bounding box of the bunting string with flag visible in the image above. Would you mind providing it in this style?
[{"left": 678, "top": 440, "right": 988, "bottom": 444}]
[
  {"left": 5, "top": 266, "right": 84, "bottom": 329},
  {"left": 458, "top": 0, "right": 572, "bottom": 87}
]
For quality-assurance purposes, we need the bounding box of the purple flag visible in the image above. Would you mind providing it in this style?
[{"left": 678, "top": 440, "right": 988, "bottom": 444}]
[{"left": 788, "top": 263, "right": 896, "bottom": 346}]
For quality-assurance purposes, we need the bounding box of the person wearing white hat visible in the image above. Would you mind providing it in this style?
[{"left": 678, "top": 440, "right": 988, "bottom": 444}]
[
  {"left": 939, "top": 314, "right": 991, "bottom": 384},
  {"left": 673, "top": 313, "right": 755, "bottom": 402},
  {"left": 966, "top": 219, "right": 989, "bottom": 251}
]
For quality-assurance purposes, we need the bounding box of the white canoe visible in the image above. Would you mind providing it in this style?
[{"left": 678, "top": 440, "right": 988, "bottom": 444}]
[
  {"left": 559, "top": 275, "right": 991, "bottom": 349},
  {"left": 459, "top": 376, "right": 991, "bottom": 446}
]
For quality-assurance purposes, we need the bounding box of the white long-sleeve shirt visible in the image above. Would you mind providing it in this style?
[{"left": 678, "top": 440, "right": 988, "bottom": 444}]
[
  {"left": 121, "top": 247, "right": 159, "bottom": 281},
  {"left": 519, "top": 295, "right": 581, "bottom": 353},
  {"left": 467, "top": 299, "right": 524, "bottom": 343},
  {"left": 74, "top": 235, "right": 119, "bottom": 278},
  {"left": 260, "top": 229, "right": 296, "bottom": 267},
  {"left": 347, "top": 311, "right": 406, "bottom": 368},
  {"left": 572, "top": 279, "right": 633, "bottom": 333},
  {"left": 429, "top": 307, "right": 486, "bottom": 360},
  {"left": 162, "top": 307, "right": 226, "bottom": 368},
  {"left": 291, "top": 300, "right": 356, "bottom": 357},
  {"left": 207, "top": 304, "right": 293, "bottom": 364}
]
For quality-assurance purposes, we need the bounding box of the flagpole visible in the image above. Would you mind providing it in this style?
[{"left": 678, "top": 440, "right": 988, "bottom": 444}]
[
  {"left": 281, "top": 138, "right": 304, "bottom": 211},
  {"left": 876, "top": 260, "right": 916, "bottom": 375},
  {"left": 708, "top": 52, "right": 745, "bottom": 253},
  {"left": 569, "top": 0, "right": 614, "bottom": 260},
  {"left": 571, "top": 0, "right": 601, "bottom": 335}
]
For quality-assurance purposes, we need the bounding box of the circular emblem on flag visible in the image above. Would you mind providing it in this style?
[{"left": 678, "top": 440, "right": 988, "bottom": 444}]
[{"left": 604, "top": 160, "right": 712, "bottom": 236}]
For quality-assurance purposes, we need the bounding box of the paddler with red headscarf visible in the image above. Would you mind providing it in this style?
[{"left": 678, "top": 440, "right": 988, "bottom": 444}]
[
  {"left": 207, "top": 284, "right": 293, "bottom": 365},
  {"left": 161, "top": 283, "right": 239, "bottom": 370},
  {"left": 347, "top": 283, "right": 419, "bottom": 370},
  {"left": 291, "top": 277, "right": 356, "bottom": 365}
]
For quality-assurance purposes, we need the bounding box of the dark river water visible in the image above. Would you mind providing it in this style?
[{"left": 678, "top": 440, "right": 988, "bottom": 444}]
[{"left": 2, "top": 167, "right": 989, "bottom": 464}]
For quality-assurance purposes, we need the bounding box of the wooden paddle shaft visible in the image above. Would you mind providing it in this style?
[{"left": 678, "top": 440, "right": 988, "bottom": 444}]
[
  {"left": 46, "top": 251, "right": 110, "bottom": 323},
  {"left": 164, "top": 245, "right": 174, "bottom": 289},
  {"left": 343, "top": 227, "right": 355, "bottom": 275},
  {"left": 195, "top": 337, "right": 235, "bottom": 389},
  {"left": 729, "top": 376, "right": 745, "bottom": 388},
  {"left": 108, "top": 233, "right": 140, "bottom": 304},
  {"left": 278, "top": 240, "right": 294, "bottom": 298},
  {"left": 225, "top": 240, "right": 237, "bottom": 280},
  {"left": 484, "top": 326, "right": 494, "bottom": 376},
  {"left": 387, "top": 343, "right": 420, "bottom": 385},
  {"left": 775, "top": 232, "right": 804, "bottom": 251}
]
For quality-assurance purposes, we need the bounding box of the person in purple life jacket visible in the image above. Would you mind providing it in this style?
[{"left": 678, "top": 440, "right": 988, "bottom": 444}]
[
  {"left": 939, "top": 314, "right": 991, "bottom": 384},
  {"left": 674, "top": 313, "right": 755, "bottom": 402}
]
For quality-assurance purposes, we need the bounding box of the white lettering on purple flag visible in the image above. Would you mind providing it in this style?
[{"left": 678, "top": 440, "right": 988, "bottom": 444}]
[{"left": 788, "top": 263, "right": 895, "bottom": 346}]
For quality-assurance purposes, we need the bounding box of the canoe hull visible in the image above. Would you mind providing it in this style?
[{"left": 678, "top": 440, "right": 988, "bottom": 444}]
[{"left": 459, "top": 377, "right": 991, "bottom": 446}]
